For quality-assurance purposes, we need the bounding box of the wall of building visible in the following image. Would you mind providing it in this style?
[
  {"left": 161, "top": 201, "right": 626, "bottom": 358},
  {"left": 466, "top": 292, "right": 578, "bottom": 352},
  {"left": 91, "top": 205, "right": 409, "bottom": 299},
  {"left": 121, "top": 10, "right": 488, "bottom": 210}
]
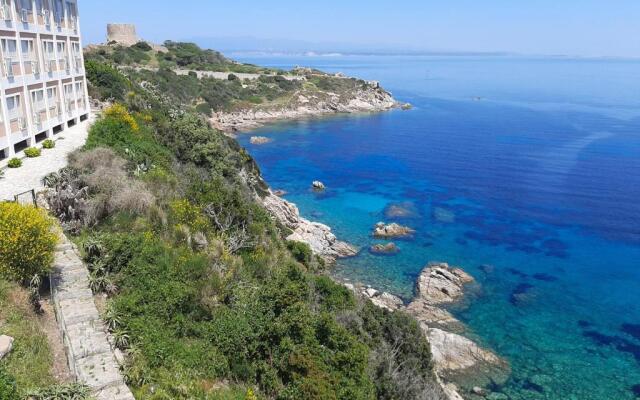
[{"left": 0, "top": 0, "right": 90, "bottom": 160}]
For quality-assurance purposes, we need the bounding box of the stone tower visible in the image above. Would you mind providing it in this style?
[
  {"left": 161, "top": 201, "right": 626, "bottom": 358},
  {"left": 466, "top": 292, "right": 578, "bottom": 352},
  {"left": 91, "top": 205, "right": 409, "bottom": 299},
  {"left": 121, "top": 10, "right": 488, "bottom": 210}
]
[{"left": 107, "top": 24, "right": 139, "bottom": 46}]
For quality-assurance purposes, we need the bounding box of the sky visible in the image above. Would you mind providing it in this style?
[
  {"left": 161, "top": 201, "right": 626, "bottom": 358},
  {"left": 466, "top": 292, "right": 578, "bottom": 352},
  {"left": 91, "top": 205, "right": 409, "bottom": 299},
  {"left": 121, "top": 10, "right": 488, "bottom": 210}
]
[{"left": 79, "top": 1, "right": 640, "bottom": 57}]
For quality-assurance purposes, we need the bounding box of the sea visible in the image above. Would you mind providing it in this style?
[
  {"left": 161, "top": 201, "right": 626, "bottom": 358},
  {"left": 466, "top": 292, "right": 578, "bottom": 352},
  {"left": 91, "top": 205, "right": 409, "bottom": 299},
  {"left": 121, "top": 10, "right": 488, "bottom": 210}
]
[{"left": 234, "top": 54, "right": 640, "bottom": 400}]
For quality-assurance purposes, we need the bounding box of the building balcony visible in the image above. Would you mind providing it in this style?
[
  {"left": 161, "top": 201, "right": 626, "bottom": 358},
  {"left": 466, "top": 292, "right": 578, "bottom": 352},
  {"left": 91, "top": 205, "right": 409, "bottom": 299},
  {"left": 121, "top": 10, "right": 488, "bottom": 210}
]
[{"left": 9, "top": 116, "right": 29, "bottom": 137}]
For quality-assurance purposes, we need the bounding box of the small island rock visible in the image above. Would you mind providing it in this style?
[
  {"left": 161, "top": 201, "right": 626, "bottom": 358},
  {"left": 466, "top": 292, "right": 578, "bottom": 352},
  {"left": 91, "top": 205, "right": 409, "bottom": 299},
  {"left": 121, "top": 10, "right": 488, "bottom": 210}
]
[
  {"left": 250, "top": 136, "right": 272, "bottom": 145},
  {"left": 312, "top": 181, "right": 326, "bottom": 190},
  {"left": 373, "top": 222, "right": 415, "bottom": 238}
]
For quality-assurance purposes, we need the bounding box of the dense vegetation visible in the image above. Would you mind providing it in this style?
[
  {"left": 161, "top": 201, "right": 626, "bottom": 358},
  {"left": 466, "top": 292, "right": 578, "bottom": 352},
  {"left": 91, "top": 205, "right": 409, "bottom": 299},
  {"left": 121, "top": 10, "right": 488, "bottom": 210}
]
[
  {"left": 86, "top": 40, "right": 268, "bottom": 74},
  {"left": 23, "top": 46, "right": 444, "bottom": 399},
  {"left": 84, "top": 41, "right": 376, "bottom": 115}
]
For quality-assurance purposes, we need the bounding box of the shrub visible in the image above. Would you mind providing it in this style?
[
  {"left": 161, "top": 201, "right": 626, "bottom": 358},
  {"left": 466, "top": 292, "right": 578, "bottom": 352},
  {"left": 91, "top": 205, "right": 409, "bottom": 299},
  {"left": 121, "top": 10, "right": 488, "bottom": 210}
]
[
  {"left": 23, "top": 384, "right": 92, "bottom": 400},
  {"left": 103, "top": 103, "right": 139, "bottom": 132},
  {"left": 7, "top": 158, "right": 22, "bottom": 168},
  {"left": 131, "top": 41, "right": 152, "bottom": 52},
  {"left": 287, "top": 241, "right": 313, "bottom": 266},
  {"left": 85, "top": 60, "right": 131, "bottom": 101},
  {"left": 41, "top": 139, "right": 55, "bottom": 149},
  {"left": 24, "top": 147, "right": 41, "bottom": 158},
  {"left": 0, "top": 367, "right": 18, "bottom": 400},
  {"left": 0, "top": 202, "right": 58, "bottom": 283}
]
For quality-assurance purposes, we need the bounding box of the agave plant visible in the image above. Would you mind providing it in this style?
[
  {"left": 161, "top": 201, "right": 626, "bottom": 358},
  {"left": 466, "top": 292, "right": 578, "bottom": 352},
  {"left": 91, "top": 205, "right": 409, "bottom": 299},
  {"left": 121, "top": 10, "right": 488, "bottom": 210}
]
[
  {"left": 103, "top": 302, "right": 122, "bottom": 332},
  {"left": 113, "top": 329, "right": 131, "bottom": 350}
]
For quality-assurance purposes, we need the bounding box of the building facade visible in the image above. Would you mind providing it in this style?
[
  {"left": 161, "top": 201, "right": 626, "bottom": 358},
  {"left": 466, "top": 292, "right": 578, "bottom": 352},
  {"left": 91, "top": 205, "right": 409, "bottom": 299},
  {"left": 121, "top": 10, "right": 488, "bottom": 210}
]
[{"left": 0, "top": 0, "right": 89, "bottom": 160}]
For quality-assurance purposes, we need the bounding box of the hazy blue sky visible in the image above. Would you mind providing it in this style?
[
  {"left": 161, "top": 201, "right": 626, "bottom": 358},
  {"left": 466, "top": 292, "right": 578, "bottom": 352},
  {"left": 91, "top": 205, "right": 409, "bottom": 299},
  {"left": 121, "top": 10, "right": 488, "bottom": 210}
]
[{"left": 80, "top": 1, "right": 640, "bottom": 57}]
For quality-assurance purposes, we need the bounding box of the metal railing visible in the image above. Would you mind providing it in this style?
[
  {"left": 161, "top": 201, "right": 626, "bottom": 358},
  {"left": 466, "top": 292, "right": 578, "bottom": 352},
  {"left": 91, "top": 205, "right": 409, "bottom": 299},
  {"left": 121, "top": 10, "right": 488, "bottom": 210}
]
[{"left": 14, "top": 189, "right": 37, "bottom": 207}]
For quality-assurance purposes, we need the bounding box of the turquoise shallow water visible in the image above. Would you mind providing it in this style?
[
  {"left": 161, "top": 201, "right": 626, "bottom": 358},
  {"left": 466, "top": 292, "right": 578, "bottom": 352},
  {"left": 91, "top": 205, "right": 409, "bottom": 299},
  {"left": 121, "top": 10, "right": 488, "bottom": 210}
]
[{"left": 235, "top": 55, "right": 640, "bottom": 399}]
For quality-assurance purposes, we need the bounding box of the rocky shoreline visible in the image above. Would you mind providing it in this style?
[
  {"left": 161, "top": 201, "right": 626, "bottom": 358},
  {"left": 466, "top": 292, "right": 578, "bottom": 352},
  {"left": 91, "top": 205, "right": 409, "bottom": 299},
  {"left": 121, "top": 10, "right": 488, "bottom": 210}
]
[
  {"left": 211, "top": 80, "right": 400, "bottom": 133},
  {"left": 353, "top": 263, "right": 510, "bottom": 400},
  {"left": 261, "top": 186, "right": 510, "bottom": 399},
  {"left": 262, "top": 190, "right": 358, "bottom": 263}
]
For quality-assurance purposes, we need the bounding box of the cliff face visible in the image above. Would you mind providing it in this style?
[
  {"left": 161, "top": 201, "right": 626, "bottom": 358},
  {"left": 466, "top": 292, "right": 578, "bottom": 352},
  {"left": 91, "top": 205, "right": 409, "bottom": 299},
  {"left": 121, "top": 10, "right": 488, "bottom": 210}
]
[{"left": 211, "top": 78, "right": 399, "bottom": 132}]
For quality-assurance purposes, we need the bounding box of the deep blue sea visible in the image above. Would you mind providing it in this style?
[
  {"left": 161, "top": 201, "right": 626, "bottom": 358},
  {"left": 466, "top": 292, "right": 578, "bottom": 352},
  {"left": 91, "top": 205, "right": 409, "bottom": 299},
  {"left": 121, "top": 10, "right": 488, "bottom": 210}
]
[{"left": 235, "top": 55, "right": 640, "bottom": 399}]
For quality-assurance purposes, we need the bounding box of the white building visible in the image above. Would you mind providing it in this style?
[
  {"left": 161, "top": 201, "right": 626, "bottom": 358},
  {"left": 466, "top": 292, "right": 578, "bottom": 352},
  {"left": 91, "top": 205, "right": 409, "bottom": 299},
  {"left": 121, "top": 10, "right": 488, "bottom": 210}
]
[{"left": 0, "top": 0, "right": 89, "bottom": 160}]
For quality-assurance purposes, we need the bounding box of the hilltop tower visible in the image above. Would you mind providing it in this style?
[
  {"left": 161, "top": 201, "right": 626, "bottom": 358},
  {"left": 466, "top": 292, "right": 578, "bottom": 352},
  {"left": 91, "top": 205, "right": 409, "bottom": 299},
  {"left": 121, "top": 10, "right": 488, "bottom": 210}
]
[{"left": 107, "top": 23, "right": 139, "bottom": 46}]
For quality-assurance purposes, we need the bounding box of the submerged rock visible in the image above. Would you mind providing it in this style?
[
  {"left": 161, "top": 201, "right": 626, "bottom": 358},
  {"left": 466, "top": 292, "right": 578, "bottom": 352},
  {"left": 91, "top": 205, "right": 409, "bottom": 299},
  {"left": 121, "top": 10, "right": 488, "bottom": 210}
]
[
  {"left": 384, "top": 202, "right": 418, "bottom": 219},
  {"left": 369, "top": 242, "right": 400, "bottom": 255},
  {"left": 249, "top": 136, "right": 272, "bottom": 145},
  {"left": 433, "top": 207, "right": 456, "bottom": 223},
  {"left": 373, "top": 222, "right": 415, "bottom": 238}
]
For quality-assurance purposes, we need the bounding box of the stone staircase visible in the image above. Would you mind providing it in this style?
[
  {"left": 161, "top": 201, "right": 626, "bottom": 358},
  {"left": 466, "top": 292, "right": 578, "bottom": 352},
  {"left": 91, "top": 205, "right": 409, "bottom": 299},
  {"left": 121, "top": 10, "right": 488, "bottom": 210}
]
[{"left": 51, "top": 236, "right": 135, "bottom": 400}]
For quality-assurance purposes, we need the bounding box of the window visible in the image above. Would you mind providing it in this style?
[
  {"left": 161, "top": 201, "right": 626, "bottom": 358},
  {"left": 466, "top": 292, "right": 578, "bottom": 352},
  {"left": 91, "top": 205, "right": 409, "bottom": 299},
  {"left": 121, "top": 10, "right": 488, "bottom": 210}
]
[
  {"left": 21, "top": 0, "right": 33, "bottom": 11},
  {"left": 0, "top": 0, "right": 11, "bottom": 21},
  {"left": 53, "top": 0, "right": 62, "bottom": 23},
  {"left": 31, "top": 89, "right": 44, "bottom": 109},
  {"left": 42, "top": 39, "right": 54, "bottom": 59},
  {"left": 21, "top": 39, "right": 34, "bottom": 58},
  {"left": 2, "top": 39, "right": 18, "bottom": 58},
  {"left": 7, "top": 94, "right": 22, "bottom": 120}
]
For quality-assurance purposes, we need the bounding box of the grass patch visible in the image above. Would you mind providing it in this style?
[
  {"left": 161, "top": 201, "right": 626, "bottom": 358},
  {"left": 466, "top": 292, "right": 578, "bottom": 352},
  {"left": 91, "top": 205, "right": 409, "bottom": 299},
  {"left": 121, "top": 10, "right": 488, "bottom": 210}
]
[{"left": 0, "top": 279, "right": 55, "bottom": 392}]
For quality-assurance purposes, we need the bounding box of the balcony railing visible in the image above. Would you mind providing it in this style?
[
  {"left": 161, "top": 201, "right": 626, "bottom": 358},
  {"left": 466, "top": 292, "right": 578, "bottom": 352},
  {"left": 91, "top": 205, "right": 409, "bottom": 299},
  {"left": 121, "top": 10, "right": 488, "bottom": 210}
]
[{"left": 22, "top": 58, "right": 39, "bottom": 75}]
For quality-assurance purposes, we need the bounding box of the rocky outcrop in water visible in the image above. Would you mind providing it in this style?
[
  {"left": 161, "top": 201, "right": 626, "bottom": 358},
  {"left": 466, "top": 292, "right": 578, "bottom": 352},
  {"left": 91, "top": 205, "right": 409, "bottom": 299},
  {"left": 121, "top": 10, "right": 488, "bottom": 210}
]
[
  {"left": 373, "top": 222, "right": 415, "bottom": 238},
  {"left": 369, "top": 242, "right": 400, "bottom": 255},
  {"left": 262, "top": 190, "right": 357, "bottom": 263},
  {"left": 350, "top": 262, "right": 510, "bottom": 400},
  {"left": 413, "top": 263, "right": 475, "bottom": 305},
  {"left": 312, "top": 181, "right": 326, "bottom": 191},
  {"left": 250, "top": 136, "right": 272, "bottom": 145}
]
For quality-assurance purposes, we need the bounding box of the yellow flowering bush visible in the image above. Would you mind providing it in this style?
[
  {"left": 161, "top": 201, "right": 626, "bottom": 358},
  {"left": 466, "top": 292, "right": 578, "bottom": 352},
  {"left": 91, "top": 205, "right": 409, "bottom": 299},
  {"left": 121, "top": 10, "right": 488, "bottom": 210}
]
[
  {"left": 104, "top": 103, "right": 139, "bottom": 132},
  {"left": 170, "top": 200, "right": 210, "bottom": 232},
  {"left": 0, "top": 202, "right": 58, "bottom": 282}
]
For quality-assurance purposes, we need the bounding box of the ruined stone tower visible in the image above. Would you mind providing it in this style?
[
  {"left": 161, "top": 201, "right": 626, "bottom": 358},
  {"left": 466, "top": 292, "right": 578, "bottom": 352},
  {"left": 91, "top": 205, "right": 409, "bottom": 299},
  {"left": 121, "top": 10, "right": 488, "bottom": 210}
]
[{"left": 107, "top": 24, "right": 139, "bottom": 46}]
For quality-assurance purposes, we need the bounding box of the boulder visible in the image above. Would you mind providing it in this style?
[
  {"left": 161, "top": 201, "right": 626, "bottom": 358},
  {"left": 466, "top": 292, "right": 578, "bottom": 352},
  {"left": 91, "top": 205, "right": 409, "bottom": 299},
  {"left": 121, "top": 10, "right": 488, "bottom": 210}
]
[
  {"left": 250, "top": 136, "right": 272, "bottom": 145},
  {"left": 406, "top": 299, "right": 465, "bottom": 332},
  {"left": 414, "top": 263, "right": 474, "bottom": 305},
  {"left": 369, "top": 242, "right": 400, "bottom": 255},
  {"left": 312, "top": 181, "right": 326, "bottom": 190},
  {"left": 426, "top": 328, "right": 510, "bottom": 388},
  {"left": 360, "top": 287, "right": 404, "bottom": 311},
  {"left": 373, "top": 222, "right": 415, "bottom": 238},
  {"left": 273, "top": 189, "right": 287, "bottom": 197},
  {"left": 0, "top": 335, "right": 14, "bottom": 360}
]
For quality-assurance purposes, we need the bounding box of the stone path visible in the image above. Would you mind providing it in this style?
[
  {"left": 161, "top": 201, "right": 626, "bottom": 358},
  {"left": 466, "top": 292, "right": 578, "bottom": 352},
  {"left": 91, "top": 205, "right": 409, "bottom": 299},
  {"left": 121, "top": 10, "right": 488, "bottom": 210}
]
[
  {"left": 51, "top": 235, "right": 134, "bottom": 400},
  {"left": 0, "top": 115, "right": 95, "bottom": 201}
]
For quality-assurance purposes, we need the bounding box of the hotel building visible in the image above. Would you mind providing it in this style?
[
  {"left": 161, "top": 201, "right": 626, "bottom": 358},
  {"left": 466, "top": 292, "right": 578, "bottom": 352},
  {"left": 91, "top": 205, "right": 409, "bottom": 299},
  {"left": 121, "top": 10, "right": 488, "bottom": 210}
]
[{"left": 0, "top": 0, "right": 89, "bottom": 160}]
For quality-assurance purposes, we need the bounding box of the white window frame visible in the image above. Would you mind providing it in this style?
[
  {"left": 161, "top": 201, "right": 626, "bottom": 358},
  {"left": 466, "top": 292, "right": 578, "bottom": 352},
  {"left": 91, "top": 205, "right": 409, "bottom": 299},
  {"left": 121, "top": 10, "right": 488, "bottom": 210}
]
[{"left": 7, "top": 93, "right": 23, "bottom": 121}]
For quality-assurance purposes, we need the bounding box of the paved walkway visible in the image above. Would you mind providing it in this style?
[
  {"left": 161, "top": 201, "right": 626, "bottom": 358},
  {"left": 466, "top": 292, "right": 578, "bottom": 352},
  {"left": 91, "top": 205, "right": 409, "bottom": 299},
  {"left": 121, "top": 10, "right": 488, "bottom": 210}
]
[
  {"left": 52, "top": 235, "right": 134, "bottom": 400},
  {"left": 0, "top": 115, "right": 95, "bottom": 201}
]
